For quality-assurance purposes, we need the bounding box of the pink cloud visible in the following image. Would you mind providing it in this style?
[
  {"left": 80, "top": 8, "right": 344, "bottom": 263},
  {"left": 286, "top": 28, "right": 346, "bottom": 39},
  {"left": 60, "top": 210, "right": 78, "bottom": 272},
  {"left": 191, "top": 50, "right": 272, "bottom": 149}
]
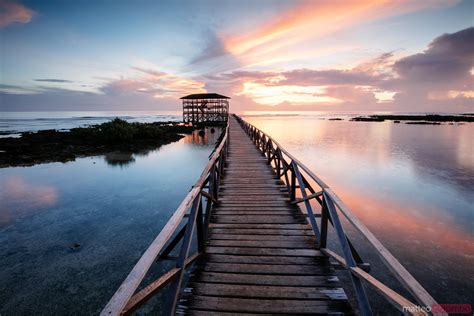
[
  {"left": 205, "top": 27, "right": 473, "bottom": 111},
  {"left": 218, "top": 0, "right": 459, "bottom": 67},
  {"left": 0, "top": 0, "right": 34, "bottom": 28}
]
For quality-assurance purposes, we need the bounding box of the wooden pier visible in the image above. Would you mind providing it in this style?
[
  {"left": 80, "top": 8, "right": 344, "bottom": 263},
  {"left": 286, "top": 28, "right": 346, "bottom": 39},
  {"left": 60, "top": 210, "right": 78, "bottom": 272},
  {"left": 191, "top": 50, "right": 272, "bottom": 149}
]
[
  {"left": 178, "top": 117, "right": 351, "bottom": 314},
  {"left": 102, "top": 115, "right": 443, "bottom": 316}
]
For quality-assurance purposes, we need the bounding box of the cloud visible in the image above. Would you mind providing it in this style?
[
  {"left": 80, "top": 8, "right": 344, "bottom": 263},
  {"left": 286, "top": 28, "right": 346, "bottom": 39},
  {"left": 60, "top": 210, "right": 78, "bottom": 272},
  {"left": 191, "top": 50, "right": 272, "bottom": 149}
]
[
  {"left": 187, "top": 29, "right": 242, "bottom": 74},
  {"left": 220, "top": 0, "right": 458, "bottom": 67},
  {"left": 190, "top": 30, "right": 229, "bottom": 64},
  {"left": 34, "top": 79, "right": 74, "bottom": 83},
  {"left": 0, "top": 83, "right": 40, "bottom": 94},
  {"left": 130, "top": 66, "right": 169, "bottom": 79},
  {"left": 209, "top": 27, "right": 472, "bottom": 110},
  {"left": 2, "top": 26, "right": 471, "bottom": 112},
  {"left": 0, "top": 62, "right": 208, "bottom": 110},
  {"left": 393, "top": 27, "right": 473, "bottom": 86},
  {"left": 0, "top": 0, "right": 34, "bottom": 28},
  {"left": 388, "top": 27, "right": 474, "bottom": 109}
]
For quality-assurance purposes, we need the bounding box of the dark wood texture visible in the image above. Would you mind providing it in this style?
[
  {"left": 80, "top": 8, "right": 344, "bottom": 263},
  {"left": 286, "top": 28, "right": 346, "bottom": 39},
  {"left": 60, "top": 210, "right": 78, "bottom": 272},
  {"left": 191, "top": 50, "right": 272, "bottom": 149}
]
[{"left": 178, "top": 116, "right": 353, "bottom": 315}]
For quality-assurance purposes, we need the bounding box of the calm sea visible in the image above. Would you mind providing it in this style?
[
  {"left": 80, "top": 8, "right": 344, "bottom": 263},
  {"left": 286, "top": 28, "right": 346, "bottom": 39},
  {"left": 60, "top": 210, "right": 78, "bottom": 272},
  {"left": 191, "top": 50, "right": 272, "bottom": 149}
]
[{"left": 0, "top": 111, "right": 472, "bottom": 314}]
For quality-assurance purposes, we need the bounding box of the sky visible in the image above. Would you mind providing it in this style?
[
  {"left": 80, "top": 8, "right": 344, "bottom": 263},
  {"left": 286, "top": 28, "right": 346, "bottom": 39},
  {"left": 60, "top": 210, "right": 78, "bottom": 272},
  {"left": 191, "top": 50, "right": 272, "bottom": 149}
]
[{"left": 0, "top": 0, "right": 473, "bottom": 112}]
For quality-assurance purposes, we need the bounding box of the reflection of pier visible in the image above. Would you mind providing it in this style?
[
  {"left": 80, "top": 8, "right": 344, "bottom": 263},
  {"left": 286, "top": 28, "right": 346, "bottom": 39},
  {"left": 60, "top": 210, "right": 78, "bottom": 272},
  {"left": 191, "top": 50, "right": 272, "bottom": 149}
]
[
  {"left": 102, "top": 115, "right": 442, "bottom": 316},
  {"left": 181, "top": 127, "right": 221, "bottom": 146},
  {"left": 181, "top": 93, "right": 229, "bottom": 125}
]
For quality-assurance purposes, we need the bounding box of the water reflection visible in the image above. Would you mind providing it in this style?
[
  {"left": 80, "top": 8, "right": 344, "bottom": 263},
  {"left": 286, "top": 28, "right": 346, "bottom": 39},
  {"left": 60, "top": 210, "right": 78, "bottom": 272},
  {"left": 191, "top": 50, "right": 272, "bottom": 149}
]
[
  {"left": 244, "top": 115, "right": 474, "bottom": 305},
  {"left": 104, "top": 151, "right": 136, "bottom": 167},
  {"left": 181, "top": 127, "right": 222, "bottom": 146},
  {"left": 0, "top": 175, "right": 58, "bottom": 226},
  {"left": 0, "top": 126, "right": 219, "bottom": 315},
  {"left": 101, "top": 128, "right": 222, "bottom": 168}
]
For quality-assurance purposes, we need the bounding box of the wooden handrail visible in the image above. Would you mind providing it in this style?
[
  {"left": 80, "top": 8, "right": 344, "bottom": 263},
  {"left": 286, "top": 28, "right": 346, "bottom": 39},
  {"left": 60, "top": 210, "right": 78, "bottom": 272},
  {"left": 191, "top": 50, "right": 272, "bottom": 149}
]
[
  {"left": 101, "top": 124, "right": 229, "bottom": 316},
  {"left": 235, "top": 115, "right": 443, "bottom": 315},
  {"left": 321, "top": 248, "right": 428, "bottom": 316}
]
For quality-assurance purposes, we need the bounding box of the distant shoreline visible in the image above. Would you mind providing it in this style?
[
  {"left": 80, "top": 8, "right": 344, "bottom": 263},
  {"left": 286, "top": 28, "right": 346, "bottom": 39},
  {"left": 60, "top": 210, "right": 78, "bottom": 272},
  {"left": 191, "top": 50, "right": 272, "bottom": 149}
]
[{"left": 349, "top": 114, "right": 474, "bottom": 123}]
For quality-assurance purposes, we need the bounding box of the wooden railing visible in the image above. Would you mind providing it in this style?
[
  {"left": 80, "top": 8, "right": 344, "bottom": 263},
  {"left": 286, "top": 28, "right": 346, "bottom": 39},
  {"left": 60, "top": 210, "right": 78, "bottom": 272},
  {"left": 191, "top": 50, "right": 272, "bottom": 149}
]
[
  {"left": 234, "top": 115, "right": 444, "bottom": 316},
  {"left": 101, "top": 125, "right": 229, "bottom": 316}
]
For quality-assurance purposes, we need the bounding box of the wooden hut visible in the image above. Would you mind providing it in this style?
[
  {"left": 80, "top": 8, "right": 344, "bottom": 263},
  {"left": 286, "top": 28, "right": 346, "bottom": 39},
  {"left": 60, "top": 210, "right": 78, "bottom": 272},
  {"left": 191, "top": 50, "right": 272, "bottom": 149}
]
[{"left": 181, "top": 93, "right": 230, "bottom": 125}]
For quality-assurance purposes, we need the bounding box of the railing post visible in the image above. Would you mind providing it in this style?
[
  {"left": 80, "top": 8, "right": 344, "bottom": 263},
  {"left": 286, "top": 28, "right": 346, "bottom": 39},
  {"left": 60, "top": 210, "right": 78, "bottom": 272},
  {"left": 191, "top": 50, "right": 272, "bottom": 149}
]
[
  {"left": 323, "top": 192, "right": 372, "bottom": 316},
  {"left": 203, "top": 165, "right": 216, "bottom": 240},
  {"left": 290, "top": 162, "right": 296, "bottom": 201},
  {"left": 276, "top": 148, "right": 281, "bottom": 177},
  {"left": 196, "top": 198, "right": 205, "bottom": 253},
  {"left": 291, "top": 161, "right": 320, "bottom": 240},
  {"left": 320, "top": 195, "right": 329, "bottom": 249},
  {"left": 169, "top": 195, "right": 201, "bottom": 314},
  {"left": 267, "top": 140, "right": 272, "bottom": 163}
]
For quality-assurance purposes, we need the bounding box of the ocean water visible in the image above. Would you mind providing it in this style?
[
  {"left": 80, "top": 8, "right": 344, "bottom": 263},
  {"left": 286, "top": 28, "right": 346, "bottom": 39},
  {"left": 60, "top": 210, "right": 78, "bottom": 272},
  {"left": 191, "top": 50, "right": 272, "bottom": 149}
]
[
  {"left": 0, "top": 111, "right": 473, "bottom": 314},
  {"left": 0, "top": 111, "right": 182, "bottom": 136},
  {"left": 0, "top": 113, "right": 221, "bottom": 315}
]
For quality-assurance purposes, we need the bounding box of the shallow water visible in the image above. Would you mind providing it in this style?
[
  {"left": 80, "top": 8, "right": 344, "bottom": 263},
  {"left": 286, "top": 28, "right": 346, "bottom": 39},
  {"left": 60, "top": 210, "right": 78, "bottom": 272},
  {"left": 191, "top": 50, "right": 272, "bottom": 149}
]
[
  {"left": 1, "top": 111, "right": 473, "bottom": 314},
  {"left": 243, "top": 113, "right": 474, "bottom": 310},
  {"left": 0, "top": 126, "right": 220, "bottom": 315}
]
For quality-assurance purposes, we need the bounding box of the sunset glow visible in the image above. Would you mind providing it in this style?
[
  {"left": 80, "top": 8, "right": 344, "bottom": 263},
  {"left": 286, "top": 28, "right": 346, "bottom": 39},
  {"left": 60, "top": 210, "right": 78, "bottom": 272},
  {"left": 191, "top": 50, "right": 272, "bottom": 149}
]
[{"left": 0, "top": 0, "right": 472, "bottom": 112}]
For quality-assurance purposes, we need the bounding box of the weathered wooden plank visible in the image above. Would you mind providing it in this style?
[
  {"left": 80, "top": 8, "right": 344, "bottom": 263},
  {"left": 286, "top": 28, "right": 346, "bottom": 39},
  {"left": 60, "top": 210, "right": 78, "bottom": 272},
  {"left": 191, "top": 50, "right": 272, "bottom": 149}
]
[
  {"left": 210, "top": 228, "right": 314, "bottom": 236},
  {"left": 220, "top": 175, "right": 278, "bottom": 180},
  {"left": 225, "top": 170, "right": 274, "bottom": 174},
  {"left": 205, "top": 246, "right": 322, "bottom": 257},
  {"left": 183, "top": 311, "right": 266, "bottom": 316},
  {"left": 198, "top": 263, "right": 333, "bottom": 275},
  {"left": 217, "top": 203, "right": 292, "bottom": 207},
  {"left": 214, "top": 206, "right": 294, "bottom": 211},
  {"left": 213, "top": 211, "right": 295, "bottom": 216},
  {"left": 218, "top": 191, "right": 287, "bottom": 195},
  {"left": 211, "top": 215, "right": 306, "bottom": 224},
  {"left": 185, "top": 296, "right": 352, "bottom": 314},
  {"left": 219, "top": 184, "right": 285, "bottom": 189},
  {"left": 187, "top": 283, "right": 348, "bottom": 300},
  {"left": 209, "top": 223, "right": 311, "bottom": 229},
  {"left": 204, "top": 254, "right": 327, "bottom": 265},
  {"left": 209, "top": 233, "right": 315, "bottom": 242},
  {"left": 208, "top": 239, "right": 314, "bottom": 249},
  {"left": 194, "top": 272, "right": 340, "bottom": 287},
  {"left": 220, "top": 181, "right": 279, "bottom": 185},
  {"left": 219, "top": 197, "right": 289, "bottom": 202}
]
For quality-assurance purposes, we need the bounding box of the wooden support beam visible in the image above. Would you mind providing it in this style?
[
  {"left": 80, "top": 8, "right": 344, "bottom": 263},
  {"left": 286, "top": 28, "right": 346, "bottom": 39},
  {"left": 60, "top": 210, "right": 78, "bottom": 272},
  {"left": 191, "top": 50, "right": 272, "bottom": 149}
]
[
  {"left": 122, "top": 253, "right": 201, "bottom": 315},
  {"left": 201, "top": 190, "right": 218, "bottom": 204},
  {"left": 290, "top": 191, "right": 323, "bottom": 204},
  {"left": 321, "top": 249, "right": 427, "bottom": 316}
]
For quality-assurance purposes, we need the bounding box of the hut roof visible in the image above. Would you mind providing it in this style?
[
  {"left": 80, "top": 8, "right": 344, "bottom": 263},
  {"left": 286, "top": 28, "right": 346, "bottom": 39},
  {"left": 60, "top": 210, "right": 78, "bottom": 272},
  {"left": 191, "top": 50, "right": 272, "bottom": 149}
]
[{"left": 180, "top": 93, "right": 230, "bottom": 100}]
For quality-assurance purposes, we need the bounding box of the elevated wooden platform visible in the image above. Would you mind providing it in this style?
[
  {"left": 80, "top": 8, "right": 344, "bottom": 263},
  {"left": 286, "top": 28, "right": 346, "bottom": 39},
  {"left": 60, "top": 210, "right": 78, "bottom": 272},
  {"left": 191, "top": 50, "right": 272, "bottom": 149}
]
[
  {"left": 102, "top": 114, "right": 438, "bottom": 316},
  {"left": 178, "top": 117, "right": 353, "bottom": 314}
]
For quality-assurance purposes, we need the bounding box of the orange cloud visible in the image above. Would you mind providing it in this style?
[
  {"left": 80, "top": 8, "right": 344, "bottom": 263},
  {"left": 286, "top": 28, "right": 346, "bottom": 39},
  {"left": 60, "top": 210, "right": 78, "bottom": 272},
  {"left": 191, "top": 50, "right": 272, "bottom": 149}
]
[
  {"left": 100, "top": 66, "right": 206, "bottom": 98},
  {"left": 0, "top": 0, "right": 34, "bottom": 28},
  {"left": 223, "top": 0, "right": 458, "bottom": 66}
]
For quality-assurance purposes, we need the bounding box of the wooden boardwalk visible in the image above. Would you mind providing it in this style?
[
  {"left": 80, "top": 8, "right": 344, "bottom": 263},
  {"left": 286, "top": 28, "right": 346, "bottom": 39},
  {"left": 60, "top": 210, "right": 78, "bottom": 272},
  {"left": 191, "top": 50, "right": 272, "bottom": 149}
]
[
  {"left": 178, "top": 117, "right": 353, "bottom": 314},
  {"left": 102, "top": 115, "right": 439, "bottom": 316}
]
